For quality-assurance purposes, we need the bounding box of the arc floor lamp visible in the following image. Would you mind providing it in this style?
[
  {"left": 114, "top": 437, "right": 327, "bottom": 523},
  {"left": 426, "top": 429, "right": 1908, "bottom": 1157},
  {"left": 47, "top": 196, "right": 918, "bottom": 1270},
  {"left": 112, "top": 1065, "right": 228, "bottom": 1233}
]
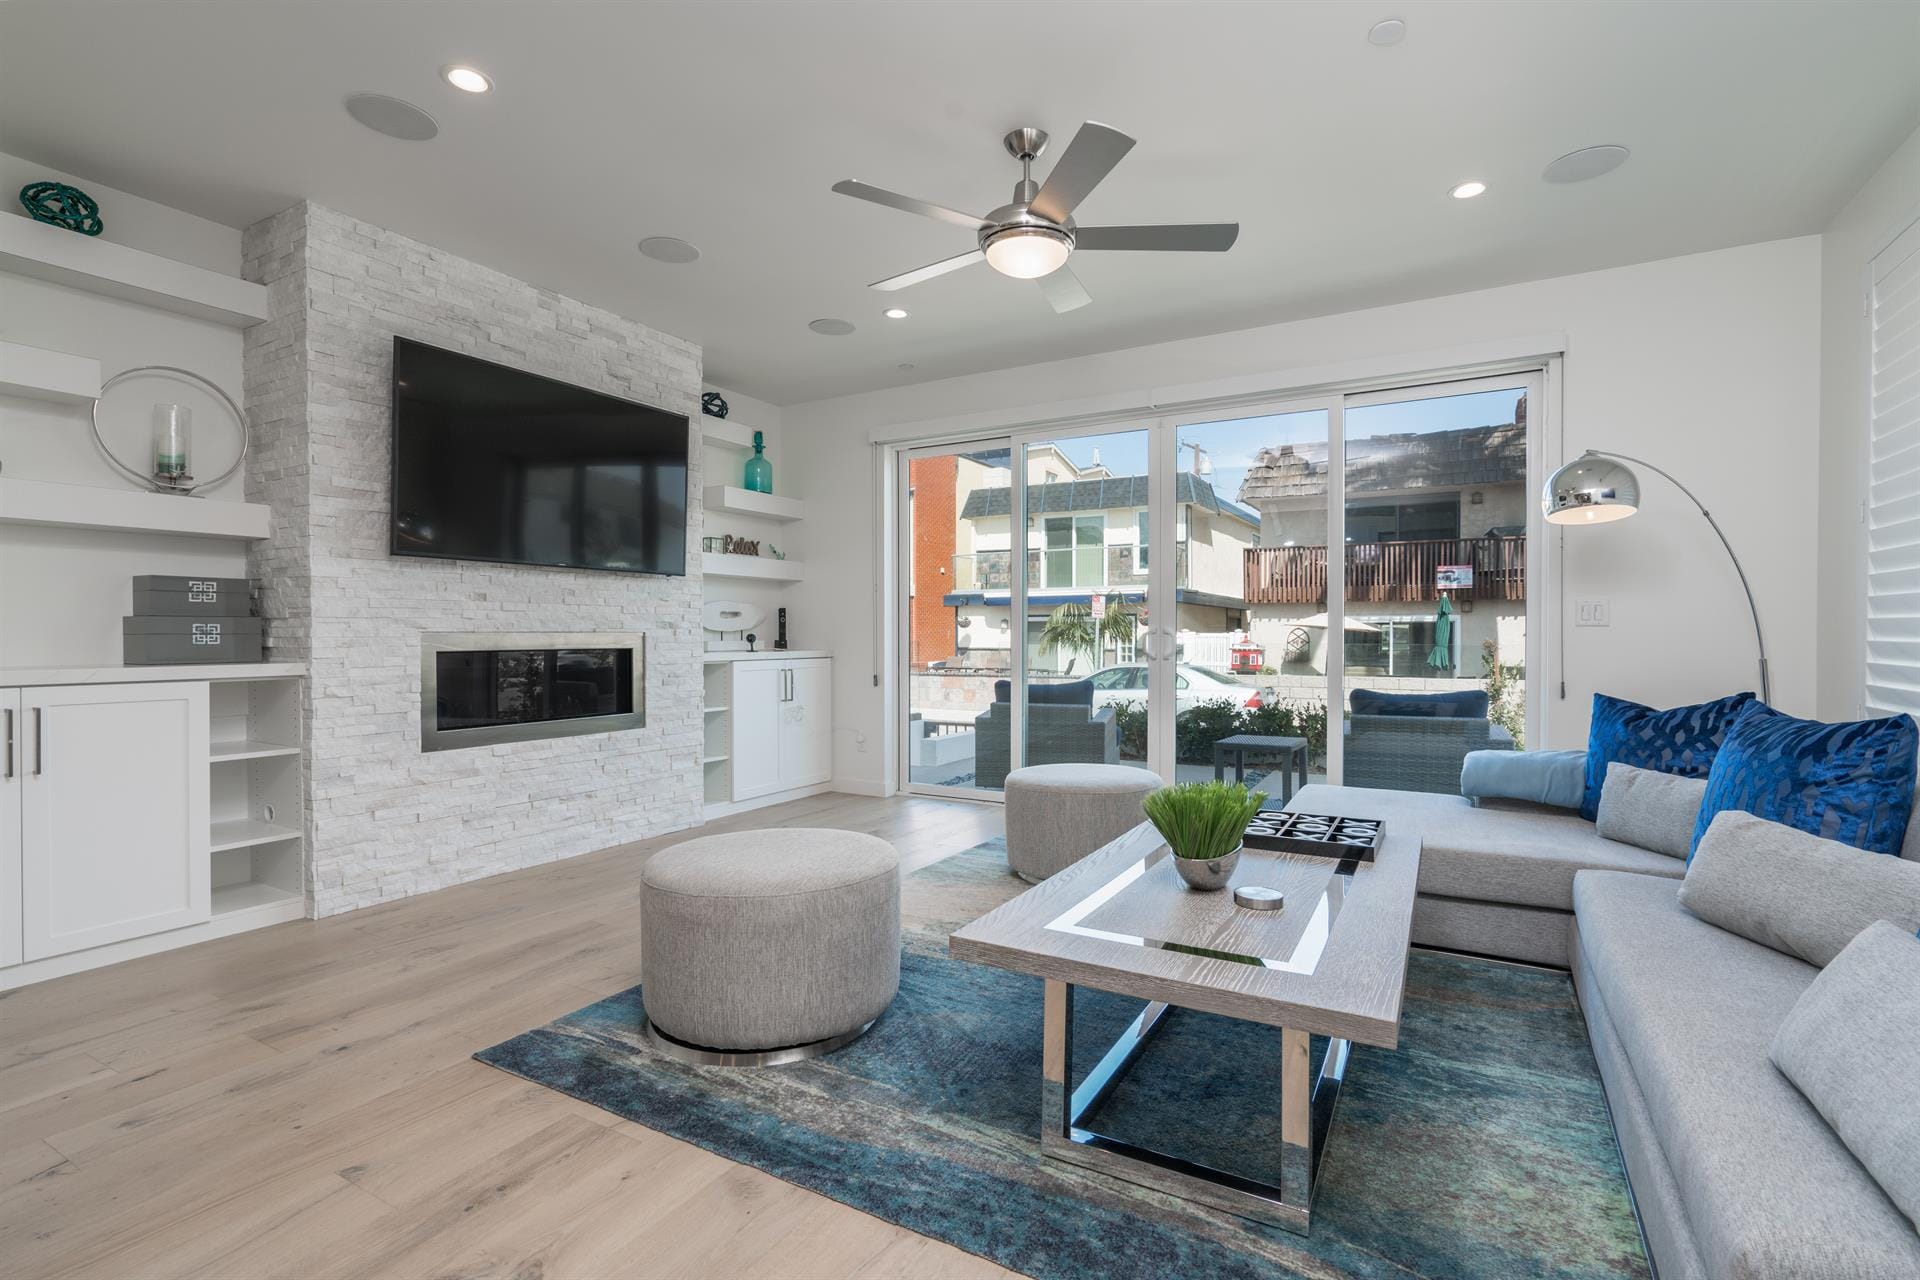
[{"left": 1543, "top": 449, "right": 1770, "bottom": 703}]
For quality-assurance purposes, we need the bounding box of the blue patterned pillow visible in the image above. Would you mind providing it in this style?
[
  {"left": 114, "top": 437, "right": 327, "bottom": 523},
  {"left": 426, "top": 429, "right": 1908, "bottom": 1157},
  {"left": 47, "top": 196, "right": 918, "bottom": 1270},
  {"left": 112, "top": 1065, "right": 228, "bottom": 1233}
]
[
  {"left": 1689, "top": 704, "right": 1918, "bottom": 858},
  {"left": 1582, "top": 691, "right": 1756, "bottom": 821}
]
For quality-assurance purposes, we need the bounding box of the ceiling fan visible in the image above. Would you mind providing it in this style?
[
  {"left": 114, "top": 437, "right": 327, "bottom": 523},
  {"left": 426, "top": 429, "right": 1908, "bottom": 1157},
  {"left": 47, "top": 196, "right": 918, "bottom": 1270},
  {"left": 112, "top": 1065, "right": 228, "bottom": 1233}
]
[{"left": 831, "top": 122, "right": 1238, "bottom": 314}]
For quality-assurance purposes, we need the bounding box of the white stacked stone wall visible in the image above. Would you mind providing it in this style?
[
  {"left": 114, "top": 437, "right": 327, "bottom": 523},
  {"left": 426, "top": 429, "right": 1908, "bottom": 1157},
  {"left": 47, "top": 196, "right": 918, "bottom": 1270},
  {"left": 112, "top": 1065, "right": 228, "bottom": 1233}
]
[{"left": 243, "top": 202, "right": 703, "bottom": 917}]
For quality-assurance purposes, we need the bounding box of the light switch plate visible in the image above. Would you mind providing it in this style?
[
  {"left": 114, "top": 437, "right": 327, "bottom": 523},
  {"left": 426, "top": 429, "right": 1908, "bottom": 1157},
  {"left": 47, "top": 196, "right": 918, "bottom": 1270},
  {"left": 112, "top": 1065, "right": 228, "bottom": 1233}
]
[{"left": 1576, "top": 600, "right": 1611, "bottom": 627}]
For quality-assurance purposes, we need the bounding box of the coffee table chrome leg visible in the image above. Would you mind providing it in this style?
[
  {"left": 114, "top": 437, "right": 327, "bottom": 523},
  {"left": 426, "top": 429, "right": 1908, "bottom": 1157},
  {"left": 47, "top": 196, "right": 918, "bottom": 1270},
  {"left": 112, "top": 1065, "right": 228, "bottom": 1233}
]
[{"left": 1039, "top": 980, "right": 1348, "bottom": 1234}]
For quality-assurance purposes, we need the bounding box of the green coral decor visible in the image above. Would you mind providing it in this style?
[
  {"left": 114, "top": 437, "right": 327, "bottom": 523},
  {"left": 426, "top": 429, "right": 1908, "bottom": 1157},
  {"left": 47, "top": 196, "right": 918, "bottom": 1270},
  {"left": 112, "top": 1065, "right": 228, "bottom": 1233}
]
[
  {"left": 19, "top": 181, "right": 102, "bottom": 235},
  {"left": 1141, "top": 781, "right": 1268, "bottom": 861}
]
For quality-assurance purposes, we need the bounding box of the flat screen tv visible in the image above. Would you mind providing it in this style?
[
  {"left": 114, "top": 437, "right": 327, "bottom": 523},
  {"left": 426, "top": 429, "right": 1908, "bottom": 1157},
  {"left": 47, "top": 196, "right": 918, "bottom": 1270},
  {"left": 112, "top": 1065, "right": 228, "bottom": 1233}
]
[{"left": 390, "top": 337, "right": 689, "bottom": 575}]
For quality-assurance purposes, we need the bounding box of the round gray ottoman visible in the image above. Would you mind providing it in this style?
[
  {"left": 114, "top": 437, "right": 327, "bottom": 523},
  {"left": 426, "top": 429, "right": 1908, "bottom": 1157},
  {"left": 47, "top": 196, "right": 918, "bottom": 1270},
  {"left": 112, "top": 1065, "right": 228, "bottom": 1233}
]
[
  {"left": 640, "top": 828, "right": 900, "bottom": 1065},
  {"left": 1004, "top": 763, "right": 1162, "bottom": 883}
]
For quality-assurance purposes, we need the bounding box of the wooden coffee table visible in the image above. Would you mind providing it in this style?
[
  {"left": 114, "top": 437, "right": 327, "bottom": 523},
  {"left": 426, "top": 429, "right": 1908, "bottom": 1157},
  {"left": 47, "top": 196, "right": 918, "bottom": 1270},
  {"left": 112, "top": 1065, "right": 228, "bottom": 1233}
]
[{"left": 949, "top": 819, "right": 1419, "bottom": 1233}]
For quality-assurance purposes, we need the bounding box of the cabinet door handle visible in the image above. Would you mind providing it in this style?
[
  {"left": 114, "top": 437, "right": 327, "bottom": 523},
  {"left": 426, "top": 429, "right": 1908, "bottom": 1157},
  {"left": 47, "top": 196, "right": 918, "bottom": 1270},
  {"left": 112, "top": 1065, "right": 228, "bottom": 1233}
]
[
  {"left": 3, "top": 708, "right": 12, "bottom": 780},
  {"left": 32, "top": 706, "right": 43, "bottom": 776}
]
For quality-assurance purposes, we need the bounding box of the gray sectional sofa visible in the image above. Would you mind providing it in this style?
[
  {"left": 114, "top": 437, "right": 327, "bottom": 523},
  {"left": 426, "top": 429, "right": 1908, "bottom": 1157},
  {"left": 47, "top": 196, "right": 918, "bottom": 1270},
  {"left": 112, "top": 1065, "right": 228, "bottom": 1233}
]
[{"left": 1284, "top": 782, "right": 1920, "bottom": 1280}]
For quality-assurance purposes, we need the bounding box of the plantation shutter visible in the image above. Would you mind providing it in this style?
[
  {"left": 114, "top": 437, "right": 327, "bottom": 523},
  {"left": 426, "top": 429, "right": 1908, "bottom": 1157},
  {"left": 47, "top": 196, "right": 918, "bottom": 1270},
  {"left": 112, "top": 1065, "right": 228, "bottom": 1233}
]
[{"left": 1866, "top": 215, "right": 1920, "bottom": 717}]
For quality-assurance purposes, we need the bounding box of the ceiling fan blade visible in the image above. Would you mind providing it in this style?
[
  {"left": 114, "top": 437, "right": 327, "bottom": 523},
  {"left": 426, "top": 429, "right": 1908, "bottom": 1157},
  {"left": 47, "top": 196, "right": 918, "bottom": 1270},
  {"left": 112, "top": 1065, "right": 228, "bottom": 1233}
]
[
  {"left": 1074, "top": 223, "right": 1240, "bottom": 252},
  {"left": 1036, "top": 265, "right": 1091, "bottom": 314},
  {"left": 870, "top": 249, "right": 986, "bottom": 291},
  {"left": 832, "top": 180, "right": 988, "bottom": 230},
  {"left": 1029, "top": 122, "right": 1136, "bottom": 223}
]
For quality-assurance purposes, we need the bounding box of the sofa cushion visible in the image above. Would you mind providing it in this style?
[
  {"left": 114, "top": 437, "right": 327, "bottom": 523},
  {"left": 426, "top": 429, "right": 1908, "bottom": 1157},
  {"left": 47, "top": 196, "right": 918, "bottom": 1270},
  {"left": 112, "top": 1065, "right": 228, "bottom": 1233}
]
[
  {"left": 1690, "top": 703, "right": 1918, "bottom": 858},
  {"left": 1581, "top": 690, "right": 1756, "bottom": 821},
  {"left": 1573, "top": 870, "right": 1920, "bottom": 1279},
  {"left": 1460, "top": 747, "right": 1585, "bottom": 810},
  {"left": 1350, "top": 687, "right": 1488, "bottom": 718},
  {"left": 992, "top": 678, "right": 1093, "bottom": 706},
  {"left": 1679, "top": 810, "right": 1920, "bottom": 966},
  {"left": 1771, "top": 921, "right": 1920, "bottom": 1235},
  {"left": 1287, "top": 783, "right": 1682, "bottom": 912},
  {"left": 1595, "top": 762, "right": 1706, "bottom": 859}
]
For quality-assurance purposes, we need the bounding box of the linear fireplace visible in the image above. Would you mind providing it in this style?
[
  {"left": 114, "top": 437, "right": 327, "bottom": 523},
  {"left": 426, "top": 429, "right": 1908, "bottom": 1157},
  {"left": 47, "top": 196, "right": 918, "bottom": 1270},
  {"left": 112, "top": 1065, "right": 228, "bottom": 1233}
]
[{"left": 420, "top": 632, "right": 645, "bottom": 752}]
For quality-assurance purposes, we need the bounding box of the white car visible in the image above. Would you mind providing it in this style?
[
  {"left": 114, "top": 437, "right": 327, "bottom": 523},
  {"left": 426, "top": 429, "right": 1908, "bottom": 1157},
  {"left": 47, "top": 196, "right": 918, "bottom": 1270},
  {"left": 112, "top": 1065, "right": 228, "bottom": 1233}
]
[{"left": 1087, "top": 663, "right": 1262, "bottom": 713}]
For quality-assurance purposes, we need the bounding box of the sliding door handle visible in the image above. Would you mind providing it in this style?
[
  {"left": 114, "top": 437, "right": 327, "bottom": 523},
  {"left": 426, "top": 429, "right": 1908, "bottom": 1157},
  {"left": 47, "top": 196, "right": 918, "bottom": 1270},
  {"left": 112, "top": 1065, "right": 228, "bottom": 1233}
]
[
  {"left": 32, "top": 707, "right": 43, "bottom": 776},
  {"left": 3, "top": 708, "right": 11, "bottom": 779}
]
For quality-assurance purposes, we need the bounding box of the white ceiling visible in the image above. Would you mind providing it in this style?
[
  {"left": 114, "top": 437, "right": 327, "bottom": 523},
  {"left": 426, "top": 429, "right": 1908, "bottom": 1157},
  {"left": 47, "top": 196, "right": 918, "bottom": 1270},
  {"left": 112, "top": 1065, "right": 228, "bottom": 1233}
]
[{"left": 1, "top": 1, "right": 1916, "bottom": 404}]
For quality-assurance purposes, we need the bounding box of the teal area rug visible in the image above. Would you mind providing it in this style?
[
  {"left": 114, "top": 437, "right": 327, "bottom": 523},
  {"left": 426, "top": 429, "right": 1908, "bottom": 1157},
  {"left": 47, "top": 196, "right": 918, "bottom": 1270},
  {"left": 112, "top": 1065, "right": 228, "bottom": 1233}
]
[{"left": 476, "top": 839, "right": 1648, "bottom": 1280}]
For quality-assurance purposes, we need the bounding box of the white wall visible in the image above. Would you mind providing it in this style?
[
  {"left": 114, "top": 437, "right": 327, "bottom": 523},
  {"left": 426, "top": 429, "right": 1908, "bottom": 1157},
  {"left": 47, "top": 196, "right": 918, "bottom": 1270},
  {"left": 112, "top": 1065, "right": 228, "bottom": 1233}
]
[
  {"left": 1815, "top": 124, "right": 1920, "bottom": 721},
  {"left": 786, "top": 237, "right": 1823, "bottom": 791},
  {"left": 0, "top": 151, "right": 250, "bottom": 668}
]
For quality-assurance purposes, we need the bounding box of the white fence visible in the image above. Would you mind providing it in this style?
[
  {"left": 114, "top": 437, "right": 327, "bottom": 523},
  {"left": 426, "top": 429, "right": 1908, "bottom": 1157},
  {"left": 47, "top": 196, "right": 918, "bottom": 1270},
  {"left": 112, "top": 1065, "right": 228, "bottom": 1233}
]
[{"left": 1175, "top": 631, "right": 1238, "bottom": 669}]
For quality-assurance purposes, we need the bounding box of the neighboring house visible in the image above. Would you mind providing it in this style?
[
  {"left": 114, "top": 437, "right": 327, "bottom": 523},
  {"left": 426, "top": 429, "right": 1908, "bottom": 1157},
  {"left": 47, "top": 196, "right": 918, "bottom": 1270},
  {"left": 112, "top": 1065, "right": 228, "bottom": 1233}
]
[
  {"left": 939, "top": 451, "right": 1258, "bottom": 674},
  {"left": 1237, "top": 402, "right": 1529, "bottom": 681}
]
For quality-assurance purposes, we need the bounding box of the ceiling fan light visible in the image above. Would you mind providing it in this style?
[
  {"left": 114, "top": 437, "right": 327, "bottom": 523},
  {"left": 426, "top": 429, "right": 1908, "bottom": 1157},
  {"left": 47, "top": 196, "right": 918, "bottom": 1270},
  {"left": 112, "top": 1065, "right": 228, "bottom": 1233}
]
[{"left": 983, "top": 227, "right": 1072, "bottom": 279}]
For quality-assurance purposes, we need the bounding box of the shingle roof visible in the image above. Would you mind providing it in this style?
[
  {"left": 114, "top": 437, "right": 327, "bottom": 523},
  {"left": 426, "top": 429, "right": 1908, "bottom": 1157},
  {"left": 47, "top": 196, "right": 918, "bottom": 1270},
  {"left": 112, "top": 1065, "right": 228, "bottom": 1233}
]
[
  {"left": 958, "top": 473, "right": 1258, "bottom": 526},
  {"left": 1238, "top": 423, "right": 1526, "bottom": 503}
]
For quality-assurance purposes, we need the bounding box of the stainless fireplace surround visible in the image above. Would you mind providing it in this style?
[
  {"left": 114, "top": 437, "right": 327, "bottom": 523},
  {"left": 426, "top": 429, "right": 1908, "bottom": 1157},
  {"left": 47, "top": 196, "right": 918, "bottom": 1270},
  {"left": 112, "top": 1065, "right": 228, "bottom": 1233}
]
[{"left": 420, "top": 631, "right": 645, "bottom": 752}]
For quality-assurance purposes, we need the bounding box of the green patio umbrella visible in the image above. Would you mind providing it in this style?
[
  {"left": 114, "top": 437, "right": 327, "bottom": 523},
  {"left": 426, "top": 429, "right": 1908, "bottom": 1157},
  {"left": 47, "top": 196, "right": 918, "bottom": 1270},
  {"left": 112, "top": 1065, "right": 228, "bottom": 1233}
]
[{"left": 1427, "top": 594, "right": 1454, "bottom": 670}]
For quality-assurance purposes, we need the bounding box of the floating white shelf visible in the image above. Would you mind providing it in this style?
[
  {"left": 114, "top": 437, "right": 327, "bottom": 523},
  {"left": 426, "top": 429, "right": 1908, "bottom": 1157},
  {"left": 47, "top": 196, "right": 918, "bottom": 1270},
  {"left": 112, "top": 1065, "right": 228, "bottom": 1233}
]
[
  {"left": 705, "top": 485, "right": 805, "bottom": 523},
  {"left": 0, "top": 339, "right": 101, "bottom": 404},
  {"left": 0, "top": 214, "right": 271, "bottom": 328},
  {"left": 700, "top": 552, "right": 804, "bottom": 582},
  {"left": 703, "top": 704, "right": 729, "bottom": 714},
  {"left": 209, "top": 739, "right": 301, "bottom": 762},
  {"left": 211, "top": 881, "right": 302, "bottom": 917},
  {"left": 701, "top": 753, "right": 730, "bottom": 765},
  {"left": 0, "top": 476, "right": 272, "bottom": 540},
  {"left": 700, "top": 419, "right": 757, "bottom": 451},
  {"left": 209, "top": 817, "right": 302, "bottom": 853}
]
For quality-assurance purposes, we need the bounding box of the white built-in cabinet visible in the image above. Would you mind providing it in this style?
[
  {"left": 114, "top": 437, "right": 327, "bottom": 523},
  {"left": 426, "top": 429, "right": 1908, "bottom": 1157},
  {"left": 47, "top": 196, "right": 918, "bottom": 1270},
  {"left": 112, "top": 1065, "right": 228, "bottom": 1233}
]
[
  {"left": 16, "top": 682, "right": 210, "bottom": 959},
  {"left": 0, "top": 668, "right": 307, "bottom": 989},
  {"left": 703, "top": 654, "right": 833, "bottom": 809}
]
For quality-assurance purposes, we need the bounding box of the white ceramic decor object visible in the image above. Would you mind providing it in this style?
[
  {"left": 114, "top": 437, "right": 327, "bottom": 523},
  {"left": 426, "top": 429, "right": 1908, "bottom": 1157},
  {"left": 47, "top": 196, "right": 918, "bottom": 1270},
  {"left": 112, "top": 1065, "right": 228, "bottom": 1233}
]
[{"left": 703, "top": 600, "right": 766, "bottom": 652}]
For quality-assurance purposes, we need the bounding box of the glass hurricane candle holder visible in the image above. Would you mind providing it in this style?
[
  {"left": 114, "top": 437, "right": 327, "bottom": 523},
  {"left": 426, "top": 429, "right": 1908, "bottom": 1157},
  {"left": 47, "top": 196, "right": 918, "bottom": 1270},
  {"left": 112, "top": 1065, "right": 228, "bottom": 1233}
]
[{"left": 152, "top": 404, "right": 193, "bottom": 489}]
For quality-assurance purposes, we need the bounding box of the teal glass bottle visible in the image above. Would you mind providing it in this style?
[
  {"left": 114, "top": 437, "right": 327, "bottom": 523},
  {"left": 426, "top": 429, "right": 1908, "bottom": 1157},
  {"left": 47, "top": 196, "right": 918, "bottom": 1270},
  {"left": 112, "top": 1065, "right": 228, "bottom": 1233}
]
[{"left": 743, "top": 430, "right": 774, "bottom": 494}]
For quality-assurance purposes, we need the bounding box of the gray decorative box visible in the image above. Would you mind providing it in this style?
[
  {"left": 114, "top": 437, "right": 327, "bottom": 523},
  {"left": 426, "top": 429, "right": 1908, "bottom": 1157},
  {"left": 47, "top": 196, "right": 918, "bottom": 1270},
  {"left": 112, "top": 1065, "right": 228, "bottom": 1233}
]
[
  {"left": 123, "top": 616, "right": 265, "bottom": 664},
  {"left": 131, "top": 575, "right": 255, "bottom": 618}
]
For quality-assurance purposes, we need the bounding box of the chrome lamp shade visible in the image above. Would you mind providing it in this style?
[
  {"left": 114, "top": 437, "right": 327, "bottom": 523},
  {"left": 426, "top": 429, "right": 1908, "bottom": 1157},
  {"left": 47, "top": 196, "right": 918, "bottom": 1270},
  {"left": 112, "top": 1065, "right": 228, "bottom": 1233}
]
[{"left": 1542, "top": 454, "right": 1640, "bottom": 525}]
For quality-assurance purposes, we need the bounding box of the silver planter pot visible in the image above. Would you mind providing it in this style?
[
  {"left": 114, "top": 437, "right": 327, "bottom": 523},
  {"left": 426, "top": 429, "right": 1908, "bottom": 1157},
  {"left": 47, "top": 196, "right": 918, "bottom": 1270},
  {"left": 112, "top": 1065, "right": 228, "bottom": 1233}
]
[{"left": 1170, "top": 845, "right": 1242, "bottom": 891}]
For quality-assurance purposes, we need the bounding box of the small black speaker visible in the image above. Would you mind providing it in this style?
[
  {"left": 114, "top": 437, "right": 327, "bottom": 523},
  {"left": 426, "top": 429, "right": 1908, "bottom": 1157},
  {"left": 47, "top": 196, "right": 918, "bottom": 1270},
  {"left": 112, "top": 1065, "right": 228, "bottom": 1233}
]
[{"left": 775, "top": 607, "right": 789, "bottom": 650}]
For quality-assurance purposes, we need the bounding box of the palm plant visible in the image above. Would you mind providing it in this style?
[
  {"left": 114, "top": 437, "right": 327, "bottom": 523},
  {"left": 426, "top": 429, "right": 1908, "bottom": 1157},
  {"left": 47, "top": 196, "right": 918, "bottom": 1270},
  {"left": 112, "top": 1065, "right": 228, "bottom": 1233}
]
[
  {"left": 1142, "top": 781, "right": 1268, "bottom": 861},
  {"left": 1037, "top": 600, "right": 1137, "bottom": 670}
]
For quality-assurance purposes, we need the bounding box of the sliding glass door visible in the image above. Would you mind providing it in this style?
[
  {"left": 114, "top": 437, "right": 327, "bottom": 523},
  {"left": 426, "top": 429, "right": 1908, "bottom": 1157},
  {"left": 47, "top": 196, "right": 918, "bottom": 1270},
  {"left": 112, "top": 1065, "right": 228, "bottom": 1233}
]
[{"left": 898, "top": 370, "right": 1542, "bottom": 801}]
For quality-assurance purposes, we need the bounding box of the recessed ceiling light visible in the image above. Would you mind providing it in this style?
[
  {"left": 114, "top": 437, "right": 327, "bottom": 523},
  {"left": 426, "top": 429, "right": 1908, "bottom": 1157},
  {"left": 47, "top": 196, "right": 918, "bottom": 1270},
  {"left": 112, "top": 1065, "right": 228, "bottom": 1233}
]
[
  {"left": 897, "top": 363, "right": 915, "bottom": 371},
  {"left": 637, "top": 236, "right": 700, "bottom": 264},
  {"left": 1367, "top": 18, "right": 1406, "bottom": 46},
  {"left": 809, "top": 318, "right": 856, "bottom": 336},
  {"left": 1542, "top": 145, "right": 1630, "bottom": 184},
  {"left": 441, "top": 65, "right": 493, "bottom": 94},
  {"left": 343, "top": 93, "right": 439, "bottom": 141},
  {"left": 1449, "top": 180, "right": 1487, "bottom": 200},
  {"left": 882, "top": 307, "right": 910, "bottom": 320}
]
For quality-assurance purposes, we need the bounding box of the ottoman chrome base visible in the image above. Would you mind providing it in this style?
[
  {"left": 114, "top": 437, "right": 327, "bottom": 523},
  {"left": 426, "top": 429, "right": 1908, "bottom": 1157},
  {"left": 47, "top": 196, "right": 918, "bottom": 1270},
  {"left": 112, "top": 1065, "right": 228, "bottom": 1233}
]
[{"left": 641, "top": 1015, "right": 879, "bottom": 1067}]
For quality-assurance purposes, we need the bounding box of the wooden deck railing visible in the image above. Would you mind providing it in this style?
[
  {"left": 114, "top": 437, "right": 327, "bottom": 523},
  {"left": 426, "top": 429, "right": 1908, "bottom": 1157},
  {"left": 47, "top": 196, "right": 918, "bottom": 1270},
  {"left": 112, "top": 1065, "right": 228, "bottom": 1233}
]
[{"left": 1244, "top": 536, "right": 1526, "bottom": 605}]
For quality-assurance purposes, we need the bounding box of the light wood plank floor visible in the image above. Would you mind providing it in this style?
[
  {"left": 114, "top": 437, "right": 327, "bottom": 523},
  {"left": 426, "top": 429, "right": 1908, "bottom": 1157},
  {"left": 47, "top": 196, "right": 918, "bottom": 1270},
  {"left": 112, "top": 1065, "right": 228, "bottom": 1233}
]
[{"left": 0, "top": 791, "right": 1017, "bottom": 1280}]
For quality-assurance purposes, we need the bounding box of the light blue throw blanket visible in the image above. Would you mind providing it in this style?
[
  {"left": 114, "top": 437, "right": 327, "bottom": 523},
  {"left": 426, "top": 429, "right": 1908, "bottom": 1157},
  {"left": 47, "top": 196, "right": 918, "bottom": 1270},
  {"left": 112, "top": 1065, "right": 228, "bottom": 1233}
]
[{"left": 1461, "top": 749, "right": 1587, "bottom": 811}]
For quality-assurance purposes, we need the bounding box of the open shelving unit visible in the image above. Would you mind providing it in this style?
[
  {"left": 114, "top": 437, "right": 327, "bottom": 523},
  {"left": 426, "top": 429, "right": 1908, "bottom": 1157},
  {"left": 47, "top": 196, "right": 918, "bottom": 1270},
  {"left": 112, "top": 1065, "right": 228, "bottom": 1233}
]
[
  {"left": 0, "top": 213, "right": 270, "bottom": 328},
  {"left": 0, "top": 476, "right": 272, "bottom": 540},
  {"left": 702, "top": 663, "right": 732, "bottom": 805},
  {"left": 0, "top": 338, "right": 101, "bottom": 404},
  {"left": 701, "top": 551, "right": 805, "bottom": 582},
  {"left": 206, "top": 675, "right": 305, "bottom": 928}
]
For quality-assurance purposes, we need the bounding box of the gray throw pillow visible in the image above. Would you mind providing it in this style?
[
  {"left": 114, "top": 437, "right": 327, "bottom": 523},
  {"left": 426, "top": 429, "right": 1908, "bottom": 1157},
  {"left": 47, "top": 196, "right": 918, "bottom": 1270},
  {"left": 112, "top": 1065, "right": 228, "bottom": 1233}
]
[
  {"left": 1679, "top": 810, "right": 1920, "bottom": 966},
  {"left": 1770, "top": 921, "right": 1920, "bottom": 1234},
  {"left": 1594, "top": 762, "right": 1706, "bottom": 858}
]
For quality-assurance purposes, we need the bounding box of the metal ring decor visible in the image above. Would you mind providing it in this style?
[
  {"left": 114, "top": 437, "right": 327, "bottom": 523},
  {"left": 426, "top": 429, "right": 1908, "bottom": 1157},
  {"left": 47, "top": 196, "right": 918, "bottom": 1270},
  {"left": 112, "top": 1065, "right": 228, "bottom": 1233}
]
[
  {"left": 701, "top": 391, "right": 729, "bottom": 419},
  {"left": 91, "top": 366, "right": 248, "bottom": 496},
  {"left": 20, "top": 181, "right": 103, "bottom": 235}
]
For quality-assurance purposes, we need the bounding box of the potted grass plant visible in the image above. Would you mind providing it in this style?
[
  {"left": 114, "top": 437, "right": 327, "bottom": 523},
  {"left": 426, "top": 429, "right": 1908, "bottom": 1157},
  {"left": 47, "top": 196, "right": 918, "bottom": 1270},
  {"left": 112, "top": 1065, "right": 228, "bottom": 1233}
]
[{"left": 1141, "top": 781, "right": 1268, "bottom": 891}]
